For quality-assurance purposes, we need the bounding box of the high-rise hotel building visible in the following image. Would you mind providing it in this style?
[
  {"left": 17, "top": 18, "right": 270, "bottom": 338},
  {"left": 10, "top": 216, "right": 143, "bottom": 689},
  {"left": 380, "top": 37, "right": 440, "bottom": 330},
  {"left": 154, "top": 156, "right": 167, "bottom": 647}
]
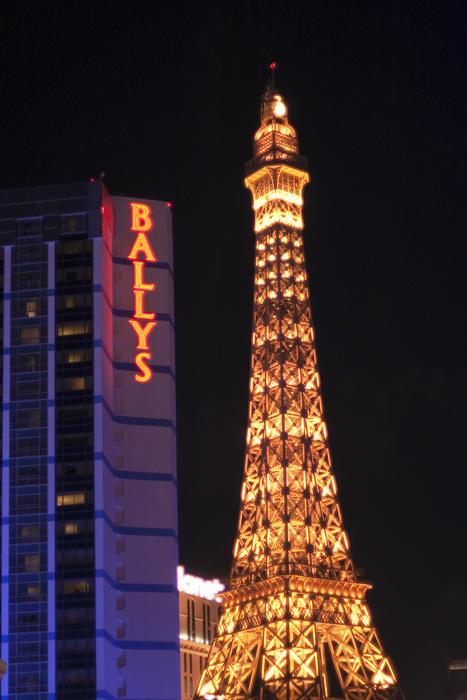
[
  {"left": 0, "top": 182, "right": 180, "bottom": 699},
  {"left": 177, "top": 567, "right": 224, "bottom": 700}
]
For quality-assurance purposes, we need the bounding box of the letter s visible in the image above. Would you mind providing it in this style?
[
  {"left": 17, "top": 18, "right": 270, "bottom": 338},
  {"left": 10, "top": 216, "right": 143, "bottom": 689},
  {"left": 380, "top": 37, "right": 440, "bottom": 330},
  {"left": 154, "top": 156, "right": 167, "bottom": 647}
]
[{"left": 134, "top": 352, "right": 152, "bottom": 383}]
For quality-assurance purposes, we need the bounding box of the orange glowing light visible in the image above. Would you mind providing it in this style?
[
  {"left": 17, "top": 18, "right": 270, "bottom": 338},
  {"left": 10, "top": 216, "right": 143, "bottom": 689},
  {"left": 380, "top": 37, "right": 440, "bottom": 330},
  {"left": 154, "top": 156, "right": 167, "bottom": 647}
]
[
  {"left": 128, "top": 232, "right": 157, "bottom": 262},
  {"left": 134, "top": 352, "right": 152, "bottom": 383},
  {"left": 128, "top": 318, "right": 157, "bottom": 351},
  {"left": 133, "top": 290, "right": 155, "bottom": 320},
  {"left": 133, "top": 260, "right": 155, "bottom": 291},
  {"left": 130, "top": 202, "right": 153, "bottom": 232},
  {"left": 196, "top": 83, "right": 405, "bottom": 700},
  {"left": 127, "top": 202, "right": 158, "bottom": 382}
]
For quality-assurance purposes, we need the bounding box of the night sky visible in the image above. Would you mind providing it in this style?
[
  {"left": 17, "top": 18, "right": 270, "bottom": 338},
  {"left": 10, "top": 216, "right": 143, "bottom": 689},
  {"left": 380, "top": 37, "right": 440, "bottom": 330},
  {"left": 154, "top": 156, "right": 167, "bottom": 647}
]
[{"left": 1, "top": 2, "right": 466, "bottom": 698}]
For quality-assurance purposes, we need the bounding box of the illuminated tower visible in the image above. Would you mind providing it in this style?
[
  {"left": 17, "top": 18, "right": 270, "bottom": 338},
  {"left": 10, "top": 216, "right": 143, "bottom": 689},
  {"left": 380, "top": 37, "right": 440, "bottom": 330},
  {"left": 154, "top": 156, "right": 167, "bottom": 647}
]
[{"left": 196, "top": 76, "right": 405, "bottom": 699}]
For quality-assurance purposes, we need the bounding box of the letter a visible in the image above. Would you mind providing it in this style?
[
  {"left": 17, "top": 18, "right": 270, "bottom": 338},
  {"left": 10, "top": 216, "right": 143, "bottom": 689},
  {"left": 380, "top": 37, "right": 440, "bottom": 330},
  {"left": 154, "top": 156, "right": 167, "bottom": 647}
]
[{"left": 128, "top": 232, "right": 157, "bottom": 262}]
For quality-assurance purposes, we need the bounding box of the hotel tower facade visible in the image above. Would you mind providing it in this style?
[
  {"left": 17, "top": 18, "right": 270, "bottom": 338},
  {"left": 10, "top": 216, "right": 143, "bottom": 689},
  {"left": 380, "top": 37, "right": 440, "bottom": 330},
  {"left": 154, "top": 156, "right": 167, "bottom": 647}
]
[{"left": 0, "top": 181, "right": 179, "bottom": 699}]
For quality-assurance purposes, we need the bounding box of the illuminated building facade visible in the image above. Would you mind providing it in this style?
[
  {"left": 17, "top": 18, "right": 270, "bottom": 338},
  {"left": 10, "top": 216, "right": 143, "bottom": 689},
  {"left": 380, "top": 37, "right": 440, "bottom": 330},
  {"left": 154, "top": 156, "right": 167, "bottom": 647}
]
[
  {"left": 0, "top": 182, "right": 179, "bottom": 699},
  {"left": 197, "top": 79, "right": 406, "bottom": 699},
  {"left": 177, "top": 567, "right": 224, "bottom": 699}
]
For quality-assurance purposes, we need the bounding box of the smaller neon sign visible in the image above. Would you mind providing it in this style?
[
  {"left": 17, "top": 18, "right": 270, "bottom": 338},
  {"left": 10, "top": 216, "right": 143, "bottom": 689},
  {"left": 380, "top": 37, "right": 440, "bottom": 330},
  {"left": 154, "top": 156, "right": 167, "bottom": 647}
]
[
  {"left": 127, "top": 202, "right": 157, "bottom": 383},
  {"left": 177, "top": 566, "right": 225, "bottom": 602}
]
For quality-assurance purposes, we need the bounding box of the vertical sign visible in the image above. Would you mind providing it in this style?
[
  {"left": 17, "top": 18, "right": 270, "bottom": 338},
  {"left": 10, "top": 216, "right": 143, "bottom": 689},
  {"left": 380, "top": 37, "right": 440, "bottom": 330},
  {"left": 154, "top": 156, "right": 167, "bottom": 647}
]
[{"left": 127, "top": 203, "right": 157, "bottom": 383}]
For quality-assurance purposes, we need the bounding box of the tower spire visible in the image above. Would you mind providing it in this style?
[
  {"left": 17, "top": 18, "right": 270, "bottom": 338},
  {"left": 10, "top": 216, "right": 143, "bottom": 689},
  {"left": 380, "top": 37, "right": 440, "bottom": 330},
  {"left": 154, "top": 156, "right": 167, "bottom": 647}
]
[
  {"left": 269, "top": 61, "right": 278, "bottom": 91},
  {"left": 196, "top": 84, "right": 405, "bottom": 700}
]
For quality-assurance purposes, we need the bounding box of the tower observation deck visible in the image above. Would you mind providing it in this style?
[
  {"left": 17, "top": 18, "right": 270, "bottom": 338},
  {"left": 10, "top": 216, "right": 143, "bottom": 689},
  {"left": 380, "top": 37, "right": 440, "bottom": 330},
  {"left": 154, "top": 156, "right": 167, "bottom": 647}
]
[{"left": 196, "top": 76, "right": 406, "bottom": 700}]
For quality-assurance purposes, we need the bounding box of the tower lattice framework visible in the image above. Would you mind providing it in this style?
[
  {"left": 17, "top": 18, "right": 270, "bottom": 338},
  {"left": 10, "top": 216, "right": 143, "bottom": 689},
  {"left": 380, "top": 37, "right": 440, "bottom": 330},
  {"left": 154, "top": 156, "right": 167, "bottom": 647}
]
[{"left": 196, "top": 81, "right": 405, "bottom": 700}]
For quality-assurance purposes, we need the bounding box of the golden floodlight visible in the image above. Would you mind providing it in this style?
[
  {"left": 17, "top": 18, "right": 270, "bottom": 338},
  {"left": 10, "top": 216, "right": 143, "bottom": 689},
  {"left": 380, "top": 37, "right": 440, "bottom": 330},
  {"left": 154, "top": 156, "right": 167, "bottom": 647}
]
[
  {"left": 273, "top": 95, "right": 287, "bottom": 118},
  {"left": 196, "top": 74, "right": 406, "bottom": 699}
]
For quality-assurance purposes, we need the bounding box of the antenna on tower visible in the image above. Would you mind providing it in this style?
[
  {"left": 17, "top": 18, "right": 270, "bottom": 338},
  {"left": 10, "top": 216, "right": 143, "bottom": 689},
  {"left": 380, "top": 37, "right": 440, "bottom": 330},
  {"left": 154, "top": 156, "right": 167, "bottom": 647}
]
[{"left": 268, "top": 61, "right": 278, "bottom": 91}]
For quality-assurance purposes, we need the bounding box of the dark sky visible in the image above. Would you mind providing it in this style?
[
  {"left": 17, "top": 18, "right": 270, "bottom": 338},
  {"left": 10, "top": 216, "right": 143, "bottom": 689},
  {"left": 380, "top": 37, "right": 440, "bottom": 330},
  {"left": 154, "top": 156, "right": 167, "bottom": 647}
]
[{"left": 1, "top": 2, "right": 466, "bottom": 698}]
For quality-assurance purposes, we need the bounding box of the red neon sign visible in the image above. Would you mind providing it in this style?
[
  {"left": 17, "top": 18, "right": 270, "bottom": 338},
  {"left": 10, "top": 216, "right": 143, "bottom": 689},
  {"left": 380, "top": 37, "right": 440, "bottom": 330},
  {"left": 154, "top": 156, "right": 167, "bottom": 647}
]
[
  {"left": 130, "top": 202, "right": 153, "bottom": 232},
  {"left": 127, "top": 202, "right": 157, "bottom": 383}
]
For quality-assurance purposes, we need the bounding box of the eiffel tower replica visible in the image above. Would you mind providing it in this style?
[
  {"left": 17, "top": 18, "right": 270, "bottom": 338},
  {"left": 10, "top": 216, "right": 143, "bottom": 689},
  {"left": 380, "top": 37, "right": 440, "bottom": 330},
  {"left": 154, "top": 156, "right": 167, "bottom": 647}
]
[{"left": 196, "top": 70, "right": 406, "bottom": 700}]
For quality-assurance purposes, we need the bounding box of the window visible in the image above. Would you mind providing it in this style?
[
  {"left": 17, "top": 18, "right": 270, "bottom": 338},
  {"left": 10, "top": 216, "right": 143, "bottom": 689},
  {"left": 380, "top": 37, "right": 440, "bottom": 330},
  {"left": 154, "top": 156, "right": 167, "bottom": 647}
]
[
  {"left": 56, "top": 266, "right": 92, "bottom": 282},
  {"left": 64, "top": 522, "right": 78, "bottom": 535},
  {"left": 58, "top": 293, "right": 92, "bottom": 309},
  {"left": 57, "top": 321, "right": 91, "bottom": 337},
  {"left": 27, "top": 409, "right": 41, "bottom": 427},
  {"left": 26, "top": 673, "right": 38, "bottom": 691},
  {"left": 66, "top": 350, "right": 85, "bottom": 363},
  {"left": 56, "top": 548, "right": 93, "bottom": 567},
  {"left": 27, "top": 585, "right": 42, "bottom": 600},
  {"left": 62, "top": 580, "right": 90, "bottom": 595},
  {"left": 60, "top": 214, "right": 87, "bottom": 236},
  {"left": 58, "top": 637, "right": 94, "bottom": 654},
  {"left": 25, "top": 300, "right": 37, "bottom": 317},
  {"left": 24, "top": 554, "right": 40, "bottom": 572},
  {"left": 60, "top": 376, "right": 87, "bottom": 391},
  {"left": 60, "top": 607, "right": 92, "bottom": 624},
  {"left": 28, "top": 355, "right": 38, "bottom": 371},
  {"left": 202, "top": 604, "right": 211, "bottom": 643},
  {"left": 20, "top": 525, "right": 40, "bottom": 540},
  {"left": 187, "top": 598, "right": 196, "bottom": 640},
  {"left": 55, "top": 460, "right": 93, "bottom": 478},
  {"left": 17, "top": 219, "right": 41, "bottom": 238},
  {"left": 20, "top": 327, "right": 40, "bottom": 344},
  {"left": 57, "top": 405, "right": 92, "bottom": 422},
  {"left": 56, "top": 492, "right": 85, "bottom": 506}
]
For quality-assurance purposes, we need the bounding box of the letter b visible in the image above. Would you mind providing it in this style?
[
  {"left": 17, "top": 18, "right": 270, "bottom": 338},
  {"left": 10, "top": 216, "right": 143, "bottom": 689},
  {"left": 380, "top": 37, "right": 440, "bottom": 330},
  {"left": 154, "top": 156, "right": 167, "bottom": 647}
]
[{"left": 130, "top": 202, "right": 153, "bottom": 232}]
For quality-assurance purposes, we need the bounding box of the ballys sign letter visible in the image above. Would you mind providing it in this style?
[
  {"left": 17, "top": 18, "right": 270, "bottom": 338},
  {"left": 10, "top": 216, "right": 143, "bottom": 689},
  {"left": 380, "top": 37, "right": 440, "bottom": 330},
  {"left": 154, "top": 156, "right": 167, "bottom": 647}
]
[{"left": 127, "top": 202, "right": 157, "bottom": 383}]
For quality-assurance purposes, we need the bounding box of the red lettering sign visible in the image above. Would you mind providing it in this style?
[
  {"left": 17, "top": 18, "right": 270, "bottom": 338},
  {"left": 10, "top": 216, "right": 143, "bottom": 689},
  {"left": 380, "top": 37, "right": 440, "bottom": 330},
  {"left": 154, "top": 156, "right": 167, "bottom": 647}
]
[
  {"left": 130, "top": 203, "right": 153, "bottom": 232},
  {"left": 127, "top": 202, "right": 157, "bottom": 383}
]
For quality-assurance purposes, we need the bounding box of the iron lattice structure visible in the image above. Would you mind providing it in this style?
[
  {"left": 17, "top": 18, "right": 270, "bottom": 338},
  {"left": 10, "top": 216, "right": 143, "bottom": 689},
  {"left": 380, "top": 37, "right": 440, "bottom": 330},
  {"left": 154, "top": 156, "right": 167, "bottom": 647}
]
[{"left": 196, "top": 85, "right": 405, "bottom": 700}]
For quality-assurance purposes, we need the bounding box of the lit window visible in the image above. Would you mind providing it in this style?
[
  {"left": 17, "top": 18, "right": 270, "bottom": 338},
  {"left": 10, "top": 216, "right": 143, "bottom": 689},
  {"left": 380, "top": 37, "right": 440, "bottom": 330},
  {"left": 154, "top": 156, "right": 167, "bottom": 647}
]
[
  {"left": 62, "top": 376, "right": 86, "bottom": 391},
  {"left": 64, "top": 522, "right": 78, "bottom": 535},
  {"left": 26, "top": 300, "right": 37, "bottom": 317},
  {"left": 24, "top": 554, "right": 40, "bottom": 572},
  {"left": 20, "top": 327, "right": 40, "bottom": 344},
  {"left": 63, "top": 580, "right": 89, "bottom": 594},
  {"left": 57, "top": 492, "right": 85, "bottom": 507},
  {"left": 57, "top": 322, "right": 91, "bottom": 337},
  {"left": 27, "top": 585, "right": 41, "bottom": 599},
  {"left": 66, "top": 350, "right": 85, "bottom": 364}
]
